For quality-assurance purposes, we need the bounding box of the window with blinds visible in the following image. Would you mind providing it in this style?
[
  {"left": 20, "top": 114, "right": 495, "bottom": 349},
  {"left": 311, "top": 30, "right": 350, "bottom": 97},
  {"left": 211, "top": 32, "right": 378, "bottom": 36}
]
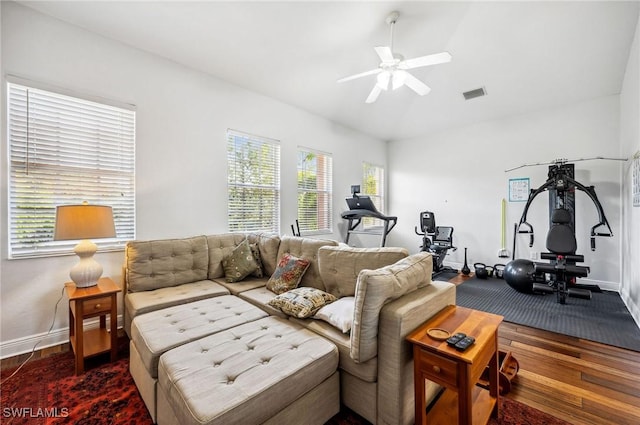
[
  {"left": 227, "top": 130, "right": 280, "bottom": 233},
  {"left": 297, "top": 149, "right": 333, "bottom": 235},
  {"left": 362, "top": 162, "right": 385, "bottom": 228},
  {"left": 7, "top": 81, "right": 136, "bottom": 258}
]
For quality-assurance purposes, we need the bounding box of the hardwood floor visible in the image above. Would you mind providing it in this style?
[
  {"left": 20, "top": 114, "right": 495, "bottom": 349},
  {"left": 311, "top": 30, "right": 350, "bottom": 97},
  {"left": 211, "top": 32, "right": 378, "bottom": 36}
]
[
  {"left": 499, "top": 321, "right": 640, "bottom": 425},
  {"left": 2, "top": 320, "right": 638, "bottom": 425},
  {"left": 449, "top": 272, "right": 640, "bottom": 424}
]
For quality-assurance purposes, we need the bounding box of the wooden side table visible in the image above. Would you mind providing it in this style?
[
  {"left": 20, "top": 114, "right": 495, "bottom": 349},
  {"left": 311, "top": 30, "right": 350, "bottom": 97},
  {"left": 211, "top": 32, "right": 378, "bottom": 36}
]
[
  {"left": 65, "top": 277, "right": 121, "bottom": 374},
  {"left": 407, "top": 305, "right": 503, "bottom": 425}
]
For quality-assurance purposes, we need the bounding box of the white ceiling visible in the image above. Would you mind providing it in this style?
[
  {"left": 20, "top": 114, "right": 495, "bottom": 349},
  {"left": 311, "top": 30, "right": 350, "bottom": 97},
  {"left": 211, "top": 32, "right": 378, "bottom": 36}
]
[{"left": 19, "top": 1, "right": 640, "bottom": 141}]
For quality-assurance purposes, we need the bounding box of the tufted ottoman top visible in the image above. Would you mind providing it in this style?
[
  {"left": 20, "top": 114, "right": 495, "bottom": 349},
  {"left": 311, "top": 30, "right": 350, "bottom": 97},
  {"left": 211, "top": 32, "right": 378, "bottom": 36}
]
[
  {"left": 131, "top": 295, "right": 268, "bottom": 378},
  {"left": 158, "top": 316, "right": 338, "bottom": 425}
]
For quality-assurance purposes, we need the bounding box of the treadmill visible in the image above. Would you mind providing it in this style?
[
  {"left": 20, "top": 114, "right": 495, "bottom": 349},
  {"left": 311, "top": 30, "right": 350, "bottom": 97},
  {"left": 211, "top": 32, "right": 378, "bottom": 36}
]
[{"left": 341, "top": 194, "right": 397, "bottom": 247}]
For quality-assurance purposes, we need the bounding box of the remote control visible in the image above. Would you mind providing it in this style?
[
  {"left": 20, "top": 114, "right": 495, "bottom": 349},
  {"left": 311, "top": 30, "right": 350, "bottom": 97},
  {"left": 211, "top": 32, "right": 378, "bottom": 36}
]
[
  {"left": 446, "top": 332, "right": 466, "bottom": 346},
  {"left": 454, "top": 336, "right": 476, "bottom": 351}
]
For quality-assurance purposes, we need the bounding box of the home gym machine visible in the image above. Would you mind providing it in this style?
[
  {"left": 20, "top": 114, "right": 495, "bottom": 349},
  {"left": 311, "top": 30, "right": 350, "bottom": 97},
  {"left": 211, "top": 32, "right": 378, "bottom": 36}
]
[
  {"left": 414, "top": 211, "right": 458, "bottom": 278},
  {"left": 504, "top": 158, "right": 619, "bottom": 304},
  {"left": 341, "top": 185, "right": 397, "bottom": 247}
]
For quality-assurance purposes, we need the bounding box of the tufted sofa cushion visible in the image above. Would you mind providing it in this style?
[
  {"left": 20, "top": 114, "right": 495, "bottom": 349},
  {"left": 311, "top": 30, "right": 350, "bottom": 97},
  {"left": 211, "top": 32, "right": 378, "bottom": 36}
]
[
  {"left": 131, "top": 295, "right": 268, "bottom": 378},
  {"left": 124, "top": 280, "right": 230, "bottom": 336},
  {"left": 157, "top": 316, "right": 338, "bottom": 425},
  {"left": 207, "top": 233, "right": 281, "bottom": 279},
  {"left": 318, "top": 245, "right": 409, "bottom": 298},
  {"left": 350, "top": 252, "right": 433, "bottom": 363},
  {"left": 126, "top": 236, "right": 209, "bottom": 293},
  {"left": 275, "top": 236, "right": 337, "bottom": 291}
]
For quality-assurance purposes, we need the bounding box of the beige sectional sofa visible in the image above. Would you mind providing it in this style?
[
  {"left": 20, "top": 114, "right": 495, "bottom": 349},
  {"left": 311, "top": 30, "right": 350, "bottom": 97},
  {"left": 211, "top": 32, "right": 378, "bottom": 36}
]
[{"left": 123, "top": 233, "right": 456, "bottom": 425}]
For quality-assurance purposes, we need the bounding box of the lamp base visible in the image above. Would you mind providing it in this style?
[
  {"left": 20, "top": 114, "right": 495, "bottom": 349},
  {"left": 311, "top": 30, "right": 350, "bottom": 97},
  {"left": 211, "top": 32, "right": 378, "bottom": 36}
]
[{"left": 70, "top": 239, "right": 103, "bottom": 288}]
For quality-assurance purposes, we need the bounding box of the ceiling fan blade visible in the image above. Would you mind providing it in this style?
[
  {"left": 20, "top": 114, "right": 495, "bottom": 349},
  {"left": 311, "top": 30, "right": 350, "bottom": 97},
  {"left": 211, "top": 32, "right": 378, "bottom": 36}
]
[
  {"left": 365, "top": 85, "right": 382, "bottom": 103},
  {"left": 403, "top": 72, "right": 431, "bottom": 96},
  {"left": 337, "top": 68, "right": 381, "bottom": 83},
  {"left": 374, "top": 46, "right": 395, "bottom": 63},
  {"left": 399, "top": 51, "right": 452, "bottom": 70}
]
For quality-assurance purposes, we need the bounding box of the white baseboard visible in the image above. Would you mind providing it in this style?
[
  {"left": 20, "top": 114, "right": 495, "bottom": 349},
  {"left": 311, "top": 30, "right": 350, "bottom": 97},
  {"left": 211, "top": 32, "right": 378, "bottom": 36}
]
[
  {"left": 578, "top": 278, "right": 619, "bottom": 293},
  {"left": 0, "top": 315, "right": 123, "bottom": 360},
  {"left": 621, "top": 290, "right": 640, "bottom": 330}
]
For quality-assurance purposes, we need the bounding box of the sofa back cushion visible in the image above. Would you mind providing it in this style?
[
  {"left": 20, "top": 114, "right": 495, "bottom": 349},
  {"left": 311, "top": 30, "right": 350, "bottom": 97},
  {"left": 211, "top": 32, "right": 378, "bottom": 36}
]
[
  {"left": 126, "top": 235, "right": 209, "bottom": 293},
  {"left": 207, "top": 233, "right": 281, "bottom": 279},
  {"left": 318, "top": 246, "right": 409, "bottom": 298},
  {"left": 276, "top": 236, "right": 338, "bottom": 291},
  {"left": 350, "top": 252, "right": 433, "bottom": 363}
]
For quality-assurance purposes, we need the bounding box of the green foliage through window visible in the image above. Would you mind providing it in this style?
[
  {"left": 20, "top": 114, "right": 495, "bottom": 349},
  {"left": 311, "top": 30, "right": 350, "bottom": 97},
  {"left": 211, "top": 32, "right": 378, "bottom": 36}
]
[
  {"left": 362, "top": 162, "right": 385, "bottom": 228},
  {"left": 297, "top": 149, "right": 332, "bottom": 234},
  {"left": 227, "top": 130, "right": 280, "bottom": 233}
]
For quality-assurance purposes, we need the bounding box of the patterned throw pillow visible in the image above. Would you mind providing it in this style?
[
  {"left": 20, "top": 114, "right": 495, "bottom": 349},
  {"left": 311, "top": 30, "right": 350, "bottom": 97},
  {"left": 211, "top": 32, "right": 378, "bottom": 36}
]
[
  {"left": 249, "top": 243, "right": 264, "bottom": 278},
  {"left": 222, "top": 239, "right": 258, "bottom": 283},
  {"left": 268, "top": 287, "right": 337, "bottom": 318},
  {"left": 266, "top": 253, "right": 311, "bottom": 294}
]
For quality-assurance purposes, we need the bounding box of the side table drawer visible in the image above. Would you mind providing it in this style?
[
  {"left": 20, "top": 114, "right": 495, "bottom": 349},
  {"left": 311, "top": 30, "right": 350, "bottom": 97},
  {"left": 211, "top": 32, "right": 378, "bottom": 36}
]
[
  {"left": 83, "top": 296, "right": 112, "bottom": 315},
  {"left": 417, "top": 348, "right": 458, "bottom": 388}
]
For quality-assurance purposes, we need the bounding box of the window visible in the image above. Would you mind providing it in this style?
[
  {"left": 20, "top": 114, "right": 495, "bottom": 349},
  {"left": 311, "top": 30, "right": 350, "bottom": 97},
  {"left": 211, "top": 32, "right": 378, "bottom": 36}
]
[
  {"left": 297, "top": 149, "right": 333, "bottom": 235},
  {"left": 227, "top": 130, "right": 280, "bottom": 233},
  {"left": 7, "top": 81, "right": 136, "bottom": 259},
  {"left": 362, "top": 162, "right": 385, "bottom": 227}
]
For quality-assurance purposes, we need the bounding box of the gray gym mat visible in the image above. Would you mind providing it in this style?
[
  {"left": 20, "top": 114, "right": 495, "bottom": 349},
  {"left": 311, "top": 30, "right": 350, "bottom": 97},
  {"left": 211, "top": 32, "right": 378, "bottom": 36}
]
[{"left": 455, "top": 277, "right": 640, "bottom": 352}]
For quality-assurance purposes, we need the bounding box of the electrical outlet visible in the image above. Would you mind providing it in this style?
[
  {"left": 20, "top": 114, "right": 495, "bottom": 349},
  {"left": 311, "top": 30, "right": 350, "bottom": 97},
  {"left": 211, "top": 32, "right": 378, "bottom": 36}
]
[{"left": 530, "top": 251, "right": 538, "bottom": 260}]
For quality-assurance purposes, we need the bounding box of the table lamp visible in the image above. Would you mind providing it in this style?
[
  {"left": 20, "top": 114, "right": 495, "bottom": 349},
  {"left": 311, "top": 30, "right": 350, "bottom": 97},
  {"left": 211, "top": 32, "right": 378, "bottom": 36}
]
[{"left": 54, "top": 202, "right": 116, "bottom": 288}]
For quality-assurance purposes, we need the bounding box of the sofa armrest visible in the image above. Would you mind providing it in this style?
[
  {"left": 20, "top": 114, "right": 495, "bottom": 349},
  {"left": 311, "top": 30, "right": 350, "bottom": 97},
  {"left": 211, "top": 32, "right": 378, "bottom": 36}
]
[{"left": 377, "top": 280, "right": 456, "bottom": 425}]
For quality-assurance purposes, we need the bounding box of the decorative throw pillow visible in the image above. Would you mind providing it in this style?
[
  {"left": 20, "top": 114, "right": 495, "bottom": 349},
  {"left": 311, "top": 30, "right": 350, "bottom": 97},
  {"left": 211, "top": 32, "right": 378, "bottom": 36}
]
[
  {"left": 313, "top": 296, "right": 355, "bottom": 333},
  {"left": 222, "top": 239, "right": 258, "bottom": 283},
  {"left": 249, "top": 243, "right": 264, "bottom": 278},
  {"left": 268, "top": 287, "right": 337, "bottom": 319},
  {"left": 266, "top": 253, "right": 311, "bottom": 294}
]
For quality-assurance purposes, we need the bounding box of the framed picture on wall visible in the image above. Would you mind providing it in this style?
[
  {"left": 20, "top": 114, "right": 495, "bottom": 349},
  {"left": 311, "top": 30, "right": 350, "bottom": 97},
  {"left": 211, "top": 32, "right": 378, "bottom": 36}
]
[{"left": 508, "top": 178, "right": 530, "bottom": 202}]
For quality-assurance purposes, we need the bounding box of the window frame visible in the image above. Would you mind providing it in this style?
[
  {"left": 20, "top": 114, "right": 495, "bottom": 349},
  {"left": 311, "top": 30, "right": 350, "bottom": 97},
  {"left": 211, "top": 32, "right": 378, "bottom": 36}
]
[
  {"left": 296, "top": 147, "right": 333, "bottom": 236},
  {"left": 226, "top": 129, "right": 281, "bottom": 234},
  {"left": 6, "top": 78, "right": 136, "bottom": 259}
]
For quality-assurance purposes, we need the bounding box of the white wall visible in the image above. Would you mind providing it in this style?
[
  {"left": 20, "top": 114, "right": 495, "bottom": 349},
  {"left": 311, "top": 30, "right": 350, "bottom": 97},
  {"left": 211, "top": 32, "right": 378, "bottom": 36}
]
[
  {"left": 0, "top": 3, "right": 386, "bottom": 357},
  {"left": 387, "top": 96, "right": 623, "bottom": 290},
  {"left": 619, "top": 13, "right": 640, "bottom": 327}
]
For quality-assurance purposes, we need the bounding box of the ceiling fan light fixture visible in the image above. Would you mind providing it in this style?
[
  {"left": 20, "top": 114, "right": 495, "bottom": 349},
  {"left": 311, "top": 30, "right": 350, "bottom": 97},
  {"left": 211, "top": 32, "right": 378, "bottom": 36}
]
[
  {"left": 392, "top": 70, "right": 407, "bottom": 90},
  {"left": 376, "top": 71, "right": 391, "bottom": 90},
  {"left": 338, "top": 11, "right": 451, "bottom": 103}
]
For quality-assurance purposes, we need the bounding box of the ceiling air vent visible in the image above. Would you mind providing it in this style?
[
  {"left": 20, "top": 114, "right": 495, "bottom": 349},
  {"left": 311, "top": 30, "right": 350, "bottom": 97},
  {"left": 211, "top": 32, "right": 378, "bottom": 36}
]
[{"left": 463, "top": 87, "right": 487, "bottom": 100}]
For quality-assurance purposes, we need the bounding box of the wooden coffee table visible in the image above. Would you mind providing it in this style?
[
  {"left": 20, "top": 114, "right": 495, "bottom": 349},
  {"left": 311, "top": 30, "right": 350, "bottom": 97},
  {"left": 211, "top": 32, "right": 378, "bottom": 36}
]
[{"left": 407, "top": 305, "right": 503, "bottom": 425}]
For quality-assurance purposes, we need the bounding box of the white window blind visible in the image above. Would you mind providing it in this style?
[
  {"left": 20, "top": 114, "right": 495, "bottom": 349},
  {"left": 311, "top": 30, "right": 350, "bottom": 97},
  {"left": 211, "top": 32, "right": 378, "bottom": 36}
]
[
  {"left": 297, "top": 149, "right": 333, "bottom": 235},
  {"left": 8, "top": 81, "right": 136, "bottom": 258},
  {"left": 227, "top": 130, "right": 280, "bottom": 233},
  {"left": 362, "top": 162, "right": 385, "bottom": 228}
]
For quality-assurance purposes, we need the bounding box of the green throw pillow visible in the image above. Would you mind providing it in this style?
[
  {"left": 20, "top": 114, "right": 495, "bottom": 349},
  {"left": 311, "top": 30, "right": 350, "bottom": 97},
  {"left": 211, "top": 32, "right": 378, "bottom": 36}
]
[
  {"left": 222, "top": 239, "right": 258, "bottom": 283},
  {"left": 268, "top": 287, "right": 337, "bottom": 318}
]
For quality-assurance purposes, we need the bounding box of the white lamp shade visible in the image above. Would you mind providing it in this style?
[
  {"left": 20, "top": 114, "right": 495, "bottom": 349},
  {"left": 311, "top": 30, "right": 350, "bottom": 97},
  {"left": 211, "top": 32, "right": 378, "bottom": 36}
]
[
  {"left": 54, "top": 204, "right": 116, "bottom": 241},
  {"left": 54, "top": 203, "right": 116, "bottom": 287}
]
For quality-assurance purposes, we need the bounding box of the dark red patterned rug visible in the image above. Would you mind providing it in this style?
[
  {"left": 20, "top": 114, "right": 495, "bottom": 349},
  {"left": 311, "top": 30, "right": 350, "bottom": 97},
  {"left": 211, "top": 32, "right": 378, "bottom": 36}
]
[{"left": 2, "top": 349, "right": 569, "bottom": 425}]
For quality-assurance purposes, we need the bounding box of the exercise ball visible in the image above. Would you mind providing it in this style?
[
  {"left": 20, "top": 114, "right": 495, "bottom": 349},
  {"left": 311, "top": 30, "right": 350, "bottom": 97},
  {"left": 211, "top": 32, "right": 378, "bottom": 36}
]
[{"left": 504, "top": 259, "right": 536, "bottom": 293}]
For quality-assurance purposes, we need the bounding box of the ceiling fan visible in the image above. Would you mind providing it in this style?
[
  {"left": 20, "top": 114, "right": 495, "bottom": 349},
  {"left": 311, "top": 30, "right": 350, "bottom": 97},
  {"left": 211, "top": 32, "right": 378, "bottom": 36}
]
[{"left": 338, "top": 11, "right": 452, "bottom": 103}]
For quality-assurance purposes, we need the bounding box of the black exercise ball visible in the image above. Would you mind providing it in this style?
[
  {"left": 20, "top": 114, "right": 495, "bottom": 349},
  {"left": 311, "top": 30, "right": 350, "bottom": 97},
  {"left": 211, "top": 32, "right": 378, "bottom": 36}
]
[{"left": 504, "top": 259, "right": 536, "bottom": 293}]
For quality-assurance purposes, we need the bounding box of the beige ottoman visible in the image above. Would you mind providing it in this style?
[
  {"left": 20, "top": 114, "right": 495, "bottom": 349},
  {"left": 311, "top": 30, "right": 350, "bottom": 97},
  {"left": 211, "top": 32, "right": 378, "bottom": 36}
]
[
  {"left": 157, "top": 316, "right": 340, "bottom": 425},
  {"left": 129, "top": 295, "right": 268, "bottom": 422}
]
